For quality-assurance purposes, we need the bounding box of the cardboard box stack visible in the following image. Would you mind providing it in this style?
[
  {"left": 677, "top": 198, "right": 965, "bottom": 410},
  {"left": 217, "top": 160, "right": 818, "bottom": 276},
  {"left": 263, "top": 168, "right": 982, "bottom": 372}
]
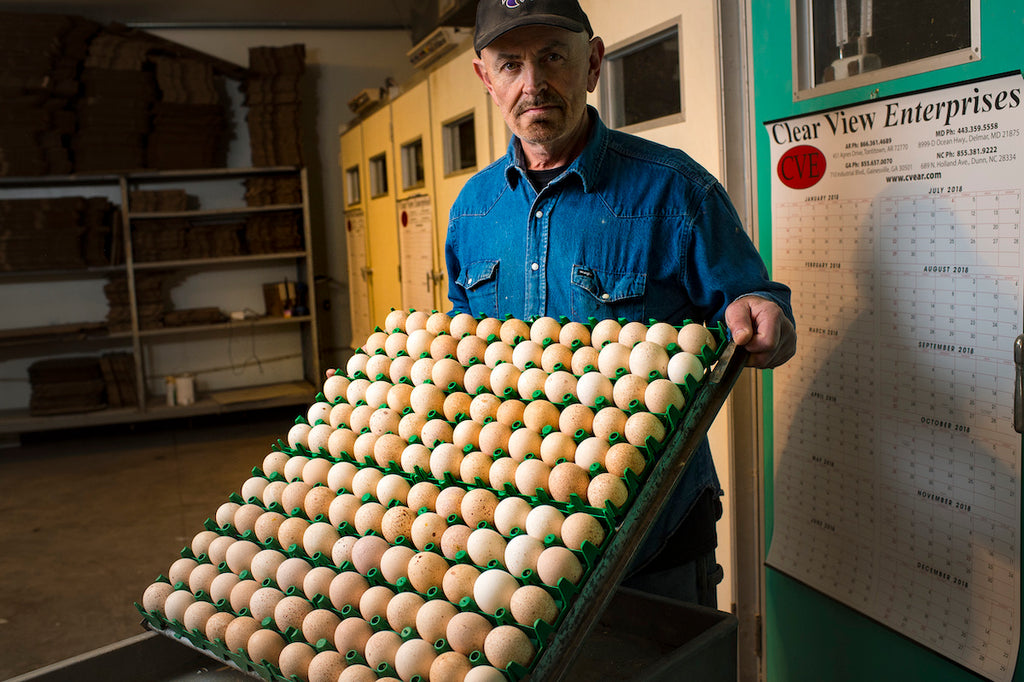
[
  {"left": 148, "top": 56, "right": 229, "bottom": 170},
  {"left": 244, "top": 44, "right": 305, "bottom": 167},
  {"left": 0, "top": 196, "right": 118, "bottom": 271}
]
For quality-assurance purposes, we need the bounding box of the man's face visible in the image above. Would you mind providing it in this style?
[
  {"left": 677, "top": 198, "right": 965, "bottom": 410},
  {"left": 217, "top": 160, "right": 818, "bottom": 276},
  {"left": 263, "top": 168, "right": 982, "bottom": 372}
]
[{"left": 474, "top": 25, "right": 603, "bottom": 150}]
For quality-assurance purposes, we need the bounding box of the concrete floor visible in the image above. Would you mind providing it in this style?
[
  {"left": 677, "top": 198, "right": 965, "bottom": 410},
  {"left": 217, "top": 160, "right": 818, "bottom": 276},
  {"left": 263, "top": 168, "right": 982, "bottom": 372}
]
[{"left": 0, "top": 407, "right": 300, "bottom": 680}]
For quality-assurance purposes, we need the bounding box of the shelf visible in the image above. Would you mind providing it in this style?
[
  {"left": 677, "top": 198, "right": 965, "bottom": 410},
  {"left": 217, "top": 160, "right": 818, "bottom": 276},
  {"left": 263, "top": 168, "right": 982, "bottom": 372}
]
[
  {"left": 0, "top": 380, "right": 316, "bottom": 436},
  {"left": 127, "top": 203, "right": 303, "bottom": 221},
  {"left": 0, "top": 166, "right": 302, "bottom": 188},
  {"left": 0, "top": 322, "right": 122, "bottom": 349},
  {"left": 133, "top": 251, "right": 307, "bottom": 270},
  {"left": 0, "top": 265, "right": 124, "bottom": 282},
  {"left": 133, "top": 315, "right": 312, "bottom": 339}
]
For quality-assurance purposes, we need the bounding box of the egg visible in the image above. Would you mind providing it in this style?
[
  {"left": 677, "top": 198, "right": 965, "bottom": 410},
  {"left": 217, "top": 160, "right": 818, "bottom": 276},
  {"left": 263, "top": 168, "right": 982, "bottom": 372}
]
[
  {"left": 253, "top": 511, "right": 286, "bottom": 544},
  {"left": 328, "top": 571, "right": 369, "bottom": 612},
  {"left": 331, "top": 536, "right": 358, "bottom": 566},
  {"left": 440, "top": 524, "right": 473, "bottom": 560},
  {"left": 434, "top": 486, "right": 467, "bottom": 521},
  {"left": 507, "top": 428, "right": 542, "bottom": 463},
  {"left": 432, "top": 357, "right": 466, "bottom": 390},
  {"left": 499, "top": 318, "right": 530, "bottom": 344},
  {"left": 509, "top": 584, "right": 559, "bottom": 627},
  {"left": 644, "top": 321, "right": 677, "bottom": 347},
  {"left": 281, "top": 481, "right": 313, "bottom": 515},
  {"left": 287, "top": 422, "right": 313, "bottom": 450},
  {"left": 460, "top": 488, "right": 499, "bottom": 529},
  {"left": 362, "top": 330, "right": 388, "bottom": 355},
  {"left": 223, "top": 615, "right": 261, "bottom": 654},
  {"left": 205, "top": 611, "right": 235, "bottom": 644},
  {"left": 667, "top": 350, "right": 705, "bottom": 386},
  {"left": 525, "top": 505, "right": 564, "bottom": 542},
  {"left": 644, "top": 379, "right": 685, "bottom": 415},
  {"left": 605, "top": 442, "right": 646, "bottom": 477},
  {"left": 250, "top": 548, "right": 287, "bottom": 584},
  {"left": 323, "top": 374, "right": 351, "bottom": 403},
  {"left": 376, "top": 474, "right": 411, "bottom": 508},
  {"left": 597, "top": 342, "right": 631, "bottom": 378},
  {"left": 168, "top": 557, "right": 198, "bottom": 587},
  {"left": 511, "top": 339, "right": 544, "bottom": 370},
  {"left": 353, "top": 501, "right": 386, "bottom": 536},
  {"left": 228, "top": 579, "right": 260, "bottom": 614},
  {"left": 483, "top": 340, "right": 513, "bottom": 368},
  {"left": 400, "top": 443, "right": 432, "bottom": 475},
  {"left": 305, "top": 649, "right": 345, "bottom": 682},
  {"left": 453, "top": 419, "right": 483, "bottom": 451},
  {"left": 442, "top": 563, "right": 480, "bottom": 604},
  {"left": 484, "top": 624, "right": 536, "bottom": 669},
  {"left": 306, "top": 423, "right": 334, "bottom": 454},
  {"left": 369, "top": 407, "right": 401, "bottom": 436},
  {"left": 464, "top": 665, "right": 508, "bottom": 682},
  {"left": 522, "top": 400, "right": 560, "bottom": 432},
  {"left": 514, "top": 458, "right": 550, "bottom": 496},
  {"left": 617, "top": 321, "right": 649, "bottom": 348},
  {"left": 384, "top": 331, "right": 409, "bottom": 357},
  {"left": 517, "top": 367, "right": 548, "bottom": 400},
  {"left": 539, "top": 431, "right": 577, "bottom": 466},
  {"left": 592, "top": 406, "right": 628, "bottom": 440},
  {"left": 561, "top": 512, "right": 607, "bottom": 550},
  {"left": 386, "top": 382, "right": 414, "bottom": 412},
  {"left": 208, "top": 535, "right": 237, "bottom": 568},
  {"left": 209, "top": 571, "right": 241, "bottom": 604},
  {"left": 299, "top": 608, "right": 341, "bottom": 648},
  {"left": 261, "top": 479, "right": 288, "bottom": 508},
  {"left": 345, "top": 378, "right": 371, "bottom": 405},
  {"left": 232, "top": 503, "right": 264, "bottom": 535},
  {"left": 407, "top": 481, "right": 440, "bottom": 513},
  {"left": 446, "top": 611, "right": 493, "bottom": 656},
  {"left": 302, "top": 457, "right": 333, "bottom": 486},
  {"left": 187, "top": 563, "right": 220, "bottom": 595},
  {"left": 347, "top": 353, "right": 370, "bottom": 379},
  {"left": 328, "top": 493, "right": 361, "bottom": 529},
  {"left": 587, "top": 472, "right": 630, "bottom": 509},
  {"left": 327, "top": 428, "right": 357, "bottom": 459},
  {"left": 410, "top": 382, "right": 445, "bottom": 416},
  {"left": 629, "top": 340, "right": 670, "bottom": 379},
  {"left": 575, "top": 371, "right": 614, "bottom": 408},
  {"left": 379, "top": 544, "right": 416, "bottom": 585},
  {"left": 558, "top": 403, "right": 594, "bottom": 436},
  {"left": 573, "top": 437, "right": 608, "bottom": 473},
  {"left": 407, "top": 551, "right": 449, "bottom": 593},
  {"left": 239, "top": 478, "right": 269, "bottom": 505},
  {"left": 488, "top": 456, "right": 519, "bottom": 492},
  {"left": 335, "top": 616, "right": 374, "bottom": 657},
  {"left": 351, "top": 467, "right": 384, "bottom": 499},
  {"left": 381, "top": 506, "right": 417, "bottom": 544},
  {"left": 474, "top": 569, "right": 520, "bottom": 615},
  {"left": 466, "top": 528, "right": 507, "bottom": 568},
  {"left": 389, "top": 356, "right": 416, "bottom": 385},
  {"left": 474, "top": 316, "right": 501, "bottom": 341},
  {"left": 182, "top": 598, "right": 218, "bottom": 630},
  {"left": 677, "top": 322, "right": 717, "bottom": 354},
  {"left": 427, "top": 443, "right": 463, "bottom": 482},
  {"left": 248, "top": 586, "right": 285, "bottom": 623},
  {"left": 350, "top": 535, "right": 389, "bottom": 575},
  {"left": 548, "top": 461, "right": 590, "bottom": 503},
  {"left": 489, "top": 363, "right": 521, "bottom": 398},
  {"left": 612, "top": 374, "right": 648, "bottom": 411},
  {"left": 275, "top": 594, "right": 314, "bottom": 632},
  {"left": 540, "top": 342, "right": 574, "bottom": 373},
  {"left": 359, "top": 584, "right": 395, "bottom": 622},
  {"left": 443, "top": 392, "right": 473, "bottom": 421},
  {"left": 365, "top": 358, "right": 393, "bottom": 386},
  {"left": 495, "top": 398, "right": 526, "bottom": 427},
  {"left": 536, "top": 546, "right": 584, "bottom": 587},
  {"left": 478, "top": 421, "right": 512, "bottom": 456},
  {"left": 386, "top": 591, "right": 425, "bottom": 632},
  {"left": 504, "top": 534, "right": 545, "bottom": 579},
  {"left": 395, "top": 638, "right": 437, "bottom": 682},
  {"left": 142, "top": 581, "right": 174, "bottom": 614},
  {"left": 570, "top": 345, "right": 600, "bottom": 375},
  {"left": 352, "top": 432, "right": 378, "bottom": 465},
  {"left": 215, "top": 502, "right": 240, "bottom": 530},
  {"left": 302, "top": 566, "right": 337, "bottom": 600},
  {"left": 421, "top": 419, "right": 455, "bottom": 449},
  {"left": 399, "top": 412, "right": 429, "bottom": 441},
  {"left": 406, "top": 329, "right": 435, "bottom": 358},
  {"left": 493, "top": 496, "right": 531, "bottom": 537},
  {"left": 304, "top": 522, "right": 341, "bottom": 558},
  {"left": 430, "top": 651, "right": 473, "bottom": 682},
  {"left": 416, "top": 598, "right": 459, "bottom": 644},
  {"left": 624, "top": 411, "right": 667, "bottom": 446},
  {"left": 406, "top": 310, "right": 430, "bottom": 333},
  {"left": 364, "top": 629, "right": 403, "bottom": 671},
  {"left": 330, "top": 402, "right": 355, "bottom": 429},
  {"left": 463, "top": 364, "right": 492, "bottom": 396},
  {"left": 430, "top": 333, "right": 459, "bottom": 360},
  {"left": 304, "top": 486, "right": 336, "bottom": 521}
]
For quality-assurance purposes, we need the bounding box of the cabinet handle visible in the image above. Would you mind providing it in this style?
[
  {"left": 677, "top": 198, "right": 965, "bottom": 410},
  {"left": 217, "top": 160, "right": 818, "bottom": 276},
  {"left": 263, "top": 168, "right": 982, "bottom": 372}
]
[{"left": 1015, "top": 333, "right": 1023, "bottom": 434}]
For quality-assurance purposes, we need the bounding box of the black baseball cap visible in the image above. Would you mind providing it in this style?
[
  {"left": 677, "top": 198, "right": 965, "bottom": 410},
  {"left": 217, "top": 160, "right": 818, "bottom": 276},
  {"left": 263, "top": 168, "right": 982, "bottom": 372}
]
[{"left": 474, "top": 0, "right": 594, "bottom": 54}]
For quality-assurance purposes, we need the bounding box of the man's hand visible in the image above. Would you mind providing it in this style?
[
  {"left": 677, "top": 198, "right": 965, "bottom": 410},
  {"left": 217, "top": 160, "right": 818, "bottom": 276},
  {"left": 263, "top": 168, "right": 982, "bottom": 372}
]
[{"left": 724, "top": 296, "right": 797, "bottom": 369}]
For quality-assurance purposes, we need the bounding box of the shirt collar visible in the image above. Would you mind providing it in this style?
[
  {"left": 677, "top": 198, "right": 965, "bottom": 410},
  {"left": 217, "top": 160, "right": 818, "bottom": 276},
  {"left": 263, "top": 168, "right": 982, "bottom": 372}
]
[{"left": 502, "top": 105, "right": 607, "bottom": 193}]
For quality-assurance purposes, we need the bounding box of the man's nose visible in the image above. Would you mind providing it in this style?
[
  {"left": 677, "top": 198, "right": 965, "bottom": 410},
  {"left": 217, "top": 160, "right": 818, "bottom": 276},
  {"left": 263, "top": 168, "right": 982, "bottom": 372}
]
[{"left": 522, "top": 61, "right": 548, "bottom": 95}]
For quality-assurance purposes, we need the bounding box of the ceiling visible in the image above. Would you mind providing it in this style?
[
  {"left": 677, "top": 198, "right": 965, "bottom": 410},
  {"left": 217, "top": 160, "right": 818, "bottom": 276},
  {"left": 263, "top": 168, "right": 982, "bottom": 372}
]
[{"left": 0, "top": 0, "right": 423, "bottom": 28}]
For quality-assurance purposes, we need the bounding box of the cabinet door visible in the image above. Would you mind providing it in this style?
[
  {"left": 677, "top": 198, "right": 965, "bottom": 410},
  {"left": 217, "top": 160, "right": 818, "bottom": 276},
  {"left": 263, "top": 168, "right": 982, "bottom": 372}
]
[
  {"left": 362, "top": 105, "right": 402, "bottom": 329},
  {"left": 340, "top": 126, "right": 374, "bottom": 345}
]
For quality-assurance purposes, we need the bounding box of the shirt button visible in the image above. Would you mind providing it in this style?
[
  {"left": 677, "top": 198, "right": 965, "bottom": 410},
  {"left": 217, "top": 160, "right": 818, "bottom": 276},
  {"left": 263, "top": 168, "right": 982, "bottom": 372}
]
[
  {"left": 535, "top": 210, "right": 543, "bottom": 219},
  {"left": 601, "top": 293, "right": 610, "bottom": 300},
  {"left": 531, "top": 263, "right": 539, "bottom": 271}
]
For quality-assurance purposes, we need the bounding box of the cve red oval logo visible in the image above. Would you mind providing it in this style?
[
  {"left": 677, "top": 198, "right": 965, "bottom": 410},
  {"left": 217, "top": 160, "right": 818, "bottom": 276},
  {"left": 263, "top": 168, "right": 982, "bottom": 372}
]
[{"left": 777, "top": 144, "right": 826, "bottom": 190}]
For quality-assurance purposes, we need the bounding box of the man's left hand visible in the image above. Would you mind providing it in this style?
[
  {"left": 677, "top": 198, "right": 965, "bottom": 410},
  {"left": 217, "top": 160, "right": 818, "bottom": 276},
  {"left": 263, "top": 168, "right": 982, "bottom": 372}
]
[{"left": 724, "top": 296, "right": 797, "bottom": 369}]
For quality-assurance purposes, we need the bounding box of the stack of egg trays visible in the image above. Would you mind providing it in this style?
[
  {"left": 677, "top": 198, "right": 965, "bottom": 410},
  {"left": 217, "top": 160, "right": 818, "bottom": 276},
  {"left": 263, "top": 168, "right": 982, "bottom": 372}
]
[{"left": 136, "top": 313, "right": 727, "bottom": 682}]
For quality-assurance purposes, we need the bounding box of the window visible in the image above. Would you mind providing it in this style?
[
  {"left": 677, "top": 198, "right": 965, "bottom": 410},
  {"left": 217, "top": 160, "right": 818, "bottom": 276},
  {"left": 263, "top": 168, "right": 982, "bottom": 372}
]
[
  {"left": 794, "top": 0, "right": 979, "bottom": 100},
  {"left": 345, "top": 165, "right": 360, "bottom": 206},
  {"left": 443, "top": 113, "right": 476, "bottom": 175},
  {"left": 401, "top": 138, "right": 425, "bottom": 190},
  {"left": 369, "top": 153, "right": 388, "bottom": 197},
  {"left": 602, "top": 21, "right": 683, "bottom": 131}
]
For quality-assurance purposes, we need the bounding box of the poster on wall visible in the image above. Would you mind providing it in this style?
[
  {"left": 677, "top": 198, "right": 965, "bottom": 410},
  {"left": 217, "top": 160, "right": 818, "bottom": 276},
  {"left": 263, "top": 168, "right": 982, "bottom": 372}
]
[
  {"left": 396, "top": 194, "right": 437, "bottom": 314},
  {"left": 767, "top": 72, "right": 1023, "bottom": 680}
]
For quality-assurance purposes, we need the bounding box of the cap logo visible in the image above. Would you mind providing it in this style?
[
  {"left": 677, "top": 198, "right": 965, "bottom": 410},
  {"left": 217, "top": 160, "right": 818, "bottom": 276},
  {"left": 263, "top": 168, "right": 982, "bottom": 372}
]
[{"left": 504, "top": 0, "right": 526, "bottom": 8}]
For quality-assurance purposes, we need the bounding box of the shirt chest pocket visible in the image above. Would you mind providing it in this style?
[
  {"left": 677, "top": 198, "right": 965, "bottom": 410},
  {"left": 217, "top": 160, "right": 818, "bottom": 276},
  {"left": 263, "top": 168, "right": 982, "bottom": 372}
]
[
  {"left": 456, "top": 259, "right": 500, "bottom": 318},
  {"left": 570, "top": 264, "right": 647, "bottom": 322}
]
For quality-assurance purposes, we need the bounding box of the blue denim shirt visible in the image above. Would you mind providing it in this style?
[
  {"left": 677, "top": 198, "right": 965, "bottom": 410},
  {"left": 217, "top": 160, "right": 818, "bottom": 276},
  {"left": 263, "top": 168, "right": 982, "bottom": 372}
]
[{"left": 445, "top": 107, "right": 793, "bottom": 568}]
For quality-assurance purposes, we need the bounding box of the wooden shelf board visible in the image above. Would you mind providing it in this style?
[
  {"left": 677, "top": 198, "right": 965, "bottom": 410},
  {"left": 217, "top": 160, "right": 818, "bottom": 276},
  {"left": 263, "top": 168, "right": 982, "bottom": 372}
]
[
  {"left": 136, "top": 315, "right": 311, "bottom": 338},
  {"left": 127, "top": 203, "right": 302, "bottom": 220},
  {"left": 133, "top": 251, "right": 306, "bottom": 270}
]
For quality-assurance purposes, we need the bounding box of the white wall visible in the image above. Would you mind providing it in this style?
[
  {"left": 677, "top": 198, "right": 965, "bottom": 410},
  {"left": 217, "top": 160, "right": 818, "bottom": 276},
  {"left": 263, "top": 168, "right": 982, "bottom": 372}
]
[{"left": 151, "top": 28, "right": 416, "bottom": 372}]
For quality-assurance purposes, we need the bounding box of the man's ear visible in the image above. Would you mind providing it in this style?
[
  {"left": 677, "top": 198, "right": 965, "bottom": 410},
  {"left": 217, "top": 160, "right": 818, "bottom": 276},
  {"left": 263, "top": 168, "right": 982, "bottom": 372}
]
[
  {"left": 473, "top": 58, "right": 495, "bottom": 98},
  {"left": 586, "top": 37, "right": 605, "bottom": 93}
]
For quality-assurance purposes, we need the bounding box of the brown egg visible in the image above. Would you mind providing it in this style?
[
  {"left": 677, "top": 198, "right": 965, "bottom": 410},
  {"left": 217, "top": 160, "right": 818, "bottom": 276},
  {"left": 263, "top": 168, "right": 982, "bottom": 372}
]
[
  {"left": 328, "top": 493, "right": 361, "bottom": 529},
  {"left": 353, "top": 501, "right": 386, "bottom": 536},
  {"left": 385, "top": 309, "right": 410, "bottom": 333},
  {"left": 475, "top": 316, "right": 502, "bottom": 341},
  {"left": 605, "top": 443, "right": 646, "bottom": 477},
  {"left": 429, "top": 443, "right": 464, "bottom": 481},
  {"left": 335, "top": 616, "right": 374, "bottom": 657},
  {"left": 249, "top": 549, "right": 287, "bottom": 585},
  {"left": 276, "top": 516, "right": 310, "bottom": 552},
  {"left": 386, "top": 591, "right": 425, "bottom": 632},
  {"left": 440, "top": 524, "right": 473, "bottom": 559},
  {"left": 430, "top": 651, "right": 473, "bottom": 682},
  {"left": 400, "top": 443, "right": 432, "bottom": 475},
  {"left": 446, "top": 611, "right": 493, "bottom": 656},
  {"left": 305, "top": 649, "right": 345, "bottom": 682},
  {"left": 597, "top": 342, "right": 631, "bottom": 378},
  {"left": 205, "top": 611, "right": 235, "bottom": 644},
  {"left": 376, "top": 474, "right": 411, "bottom": 507},
  {"left": 483, "top": 340, "right": 513, "bottom": 368},
  {"left": 525, "top": 505, "right": 564, "bottom": 541},
  {"left": 421, "top": 418, "right": 454, "bottom": 449},
  {"left": 275, "top": 595, "right": 314, "bottom": 633},
  {"left": 548, "top": 461, "right": 590, "bottom": 502},
  {"left": 362, "top": 330, "right": 389, "bottom": 355},
  {"left": 410, "top": 383, "right": 446, "bottom": 416},
  {"left": 350, "top": 535, "right": 389, "bottom": 575},
  {"left": 187, "top": 563, "right": 220, "bottom": 596},
  {"left": 466, "top": 528, "right": 508, "bottom": 568},
  {"left": 517, "top": 367, "right": 549, "bottom": 400},
  {"left": 276, "top": 556, "right": 312, "bottom": 592},
  {"left": 301, "top": 608, "right": 342, "bottom": 647},
  {"left": 592, "top": 406, "right": 628, "bottom": 440},
  {"left": 368, "top": 406, "right": 401, "bottom": 435},
  {"left": 399, "top": 412, "right": 429, "bottom": 442},
  {"left": 544, "top": 370, "right": 578, "bottom": 403},
  {"left": 434, "top": 486, "right": 467, "bottom": 521},
  {"left": 248, "top": 586, "right": 285, "bottom": 624},
  {"left": 493, "top": 496, "right": 532, "bottom": 536},
  {"left": 386, "top": 381, "right": 414, "bottom": 412},
  {"left": 495, "top": 398, "right": 526, "bottom": 427},
  {"left": 365, "top": 357, "right": 393, "bottom": 385},
  {"left": 612, "top": 373, "right": 648, "bottom": 411},
  {"left": 484, "top": 624, "right": 536, "bottom": 669},
  {"left": 509, "top": 584, "right": 558, "bottom": 627},
  {"left": 416, "top": 599, "right": 459, "bottom": 644},
  {"left": 395, "top": 638, "right": 437, "bottom": 682},
  {"left": 253, "top": 511, "right": 286, "bottom": 544},
  {"left": 499, "top": 318, "right": 530, "bottom": 345},
  {"left": 570, "top": 345, "right": 600, "bottom": 375},
  {"left": 443, "top": 391, "right": 473, "bottom": 421},
  {"left": 302, "top": 566, "right": 337, "bottom": 601},
  {"left": 233, "top": 503, "right": 265, "bottom": 535},
  {"left": 442, "top": 563, "right": 480, "bottom": 604},
  {"left": 677, "top": 322, "right": 717, "bottom": 354},
  {"left": 461, "top": 487, "right": 499, "bottom": 528},
  {"left": 539, "top": 431, "right": 577, "bottom": 466},
  {"left": 250, "top": 626, "right": 290, "bottom": 663},
  {"left": 458, "top": 451, "right": 492, "bottom": 486},
  {"left": 521, "top": 400, "right": 558, "bottom": 432},
  {"left": 351, "top": 467, "right": 384, "bottom": 499},
  {"left": 629, "top": 340, "right": 671, "bottom": 380},
  {"left": 327, "top": 428, "right": 358, "bottom": 460},
  {"left": 384, "top": 329, "right": 409, "bottom": 356},
  {"left": 624, "top": 411, "right": 667, "bottom": 446},
  {"left": 587, "top": 472, "right": 629, "bottom": 509},
  {"left": 561, "top": 512, "right": 607, "bottom": 550},
  {"left": 536, "top": 546, "right": 584, "bottom": 587},
  {"left": 328, "top": 571, "right": 369, "bottom": 612},
  {"left": 453, "top": 419, "right": 483, "bottom": 451},
  {"left": 224, "top": 615, "right": 261, "bottom": 654},
  {"left": 323, "top": 374, "right": 351, "bottom": 404},
  {"left": 489, "top": 362, "right": 521, "bottom": 398},
  {"left": 575, "top": 371, "right": 613, "bottom": 408},
  {"left": 329, "top": 401, "right": 355, "bottom": 429},
  {"left": 514, "top": 458, "right": 550, "bottom": 496},
  {"left": 406, "top": 328, "right": 435, "bottom": 358},
  {"left": 331, "top": 536, "right": 358, "bottom": 567},
  {"left": 474, "top": 569, "right": 519, "bottom": 615},
  {"left": 488, "top": 456, "right": 519, "bottom": 491},
  {"left": 304, "top": 486, "right": 336, "bottom": 521},
  {"left": 228, "top": 579, "right": 260, "bottom": 614},
  {"left": 209, "top": 572, "right": 241, "bottom": 604},
  {"left": 407, "top": 551, "right": 450, "bottom": 593},
  {"left": 478, "top": 421, "right": 512, "bottom": 456},
  {"left": 352, "top": 432, "right": 378, "bottom": 466},
  {"left": 381, "top": 505, "right": 417, "bottom": 544},
  {"left": 430, "top": 333, "right": 459, "bottom": 361},
  {"left": 407, "top": 481, "right": 441, "bottom": 513},
  {"left": 540, "top": 342, "right": 574, "bottom": 373},
  {"left": 364, "top": 629, "right": 403, "bottom": 671},
  {"left": 261, "top": 480, "right": 288, "bottom": 508},
  {"left": 591, "top": 319, "right": 621, "bottom": 348},
  {"left": 559, "top": 403, "right": 594, "bottom": 436},
  {"left": 507, "top": 427, "right": 542, "bottom": 463},
  {"left": 406, "top": 310, "right": 430, "bottom": 333},
  {"left": 182, "top": 600, "right": 217, "bottom": 634},
  {"left": 432, "top": 357, "right": 466, "bottom": 390},
  {"left": 379, "top": 545, "right": 416, "bottom": 585},
  {"left": 463, "top": 364, "right": 493, "bottom": 395},
  {"left": 358, "top": 584, "right": 395, "bottom": 622},
  {"left": 511, "top": 339, "right": 544, "bottom": 370},
  {"left": 450, "top": 312, "right": 479, "bottom": 339},
  {"left": 426, "top": 311, "right": 452, "bottom": 335}
]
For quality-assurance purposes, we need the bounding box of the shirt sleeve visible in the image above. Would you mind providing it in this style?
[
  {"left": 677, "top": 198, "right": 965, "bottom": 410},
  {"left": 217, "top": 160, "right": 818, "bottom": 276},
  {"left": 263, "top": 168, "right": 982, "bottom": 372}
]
[{"left": 682, "top": 182, "right": 795, "bottom": 326}]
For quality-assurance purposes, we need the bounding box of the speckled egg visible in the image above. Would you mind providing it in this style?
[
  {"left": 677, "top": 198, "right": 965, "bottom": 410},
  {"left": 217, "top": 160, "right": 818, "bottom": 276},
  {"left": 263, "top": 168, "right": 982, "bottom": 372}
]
[
  {"left": 442, "top": 563, "right": 480, "bottom": 605},
  {"left": 509, "top": 584, "right": 558, "bottom": 627},
  {"left": 513, "top": 458, "right": 550, "bottom": 496}
]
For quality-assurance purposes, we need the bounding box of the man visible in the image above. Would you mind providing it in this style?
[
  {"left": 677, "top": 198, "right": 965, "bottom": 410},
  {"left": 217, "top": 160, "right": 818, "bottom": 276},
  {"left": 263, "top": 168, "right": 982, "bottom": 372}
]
[{"left": 445, "top": 0, "right": 797, "bottom": 606}]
